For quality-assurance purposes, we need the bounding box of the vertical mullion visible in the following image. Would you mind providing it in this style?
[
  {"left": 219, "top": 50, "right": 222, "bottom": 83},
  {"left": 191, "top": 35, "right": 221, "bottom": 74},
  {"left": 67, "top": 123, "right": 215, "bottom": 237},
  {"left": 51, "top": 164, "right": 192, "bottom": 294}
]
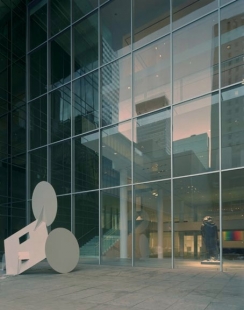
[
  {"left": 218, "top": 0, "right": 223, "bottom": 272},
  {"left": 47, "top": 0, "right": 51, "bottom": 186},
  {"left": 170, "top": 0, "right": 174, "bottom": 269},
  {"left": 70, "top": 0, "right": 75, "bottom": 235},
  {"left": 131, "top": 0, "right": 134, "bottom": 267},
  {"left": 98, "top": 2, "right": 101, "bottom": 265},
  {"left": 26, "top": 3, "right": 30, "bottom": 225}
]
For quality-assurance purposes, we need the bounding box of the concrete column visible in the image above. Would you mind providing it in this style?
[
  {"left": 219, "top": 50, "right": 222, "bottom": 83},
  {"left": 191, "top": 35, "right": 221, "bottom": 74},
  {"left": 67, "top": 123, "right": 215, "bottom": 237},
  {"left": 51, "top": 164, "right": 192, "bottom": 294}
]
[
  {"left": 120, "top": 169, "right": 128, "bottom": 259},
  {"left": 157, "top": 190, "right": 163, "bottom": 259}
]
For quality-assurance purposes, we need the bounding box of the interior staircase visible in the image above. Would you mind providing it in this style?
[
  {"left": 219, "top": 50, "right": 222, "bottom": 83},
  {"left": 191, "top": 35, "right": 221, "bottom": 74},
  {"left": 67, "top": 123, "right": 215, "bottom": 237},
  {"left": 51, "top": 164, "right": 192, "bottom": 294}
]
[{"left": 80, "top": 229, "right": 120, "bottom": 257}]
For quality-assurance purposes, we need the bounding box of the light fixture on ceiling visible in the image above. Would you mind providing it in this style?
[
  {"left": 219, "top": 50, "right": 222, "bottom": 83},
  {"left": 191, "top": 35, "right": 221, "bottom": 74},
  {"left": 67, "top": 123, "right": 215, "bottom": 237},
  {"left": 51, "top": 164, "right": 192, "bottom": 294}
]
[{"left": 136, "top": 215, "right": 143, "bottom": 221}]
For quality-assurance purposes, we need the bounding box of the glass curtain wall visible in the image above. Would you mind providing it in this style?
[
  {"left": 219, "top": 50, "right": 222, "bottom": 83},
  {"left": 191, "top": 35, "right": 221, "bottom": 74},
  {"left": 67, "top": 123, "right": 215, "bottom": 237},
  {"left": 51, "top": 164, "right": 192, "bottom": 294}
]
[
  {"left": 26, "top": 0, "right": 244, "bottom": 270},
  {"left": 0, "top": 0, "right": 27, "bottom": 257}
]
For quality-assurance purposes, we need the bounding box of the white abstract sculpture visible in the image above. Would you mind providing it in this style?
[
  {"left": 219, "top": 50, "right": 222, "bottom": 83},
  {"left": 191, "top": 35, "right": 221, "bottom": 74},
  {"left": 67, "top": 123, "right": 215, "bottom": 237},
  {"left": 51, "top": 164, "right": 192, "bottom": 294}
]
[{"left": 4, "top": 181, "right": 79, "bottom": 275}]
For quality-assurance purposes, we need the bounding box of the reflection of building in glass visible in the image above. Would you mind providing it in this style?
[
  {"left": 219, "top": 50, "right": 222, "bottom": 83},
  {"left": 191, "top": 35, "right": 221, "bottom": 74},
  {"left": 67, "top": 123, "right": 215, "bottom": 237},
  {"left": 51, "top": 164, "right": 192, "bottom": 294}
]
[
  {"left": 173, "top": 133, "right": 209, "bottom": 169},
  {"left": 101, "top": 58, "right": 120, "bottom": 126},
  {"left": 211, "top": 9, "right": 244, "bottom": 169},
  {"left": 2, "top": 0, "right": 244, "bottom": 271},
  {"left": 220, "top": 12, "right": 244, "bottom": 87},
  {"left": 135, "top": 108, "right": 171, "bottom": 181}
]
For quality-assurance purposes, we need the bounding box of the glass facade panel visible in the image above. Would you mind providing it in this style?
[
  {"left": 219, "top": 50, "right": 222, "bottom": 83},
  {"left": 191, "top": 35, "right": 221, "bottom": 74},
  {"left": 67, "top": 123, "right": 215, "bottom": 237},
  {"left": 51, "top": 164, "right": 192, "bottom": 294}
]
[
  {"left": 73, "top": 71, "right": 99, "bottom": 135},
  {"left": 12, "top": 155, "right": 26, "bottom": 202},
  {"left": 51, "top": 84, "right": 71, "bottom": 142},
  {"left": 29, "top": 45, "right": 47, "bottom": 100},
  {"left": 75, "top": 191, "right": 99, "bottom": 263},
  {"left": 100, "top": 0, "right": 131, "bottom": 65},
  {"left": 12, "top": 60, "right": 26, "bottom": 102},
  {"left": 173, "top": 13, "right": 219, "bottom": 103},
  {"left": 134, "top": 37, "right": 170, "bottom": 117},
  {"left": 11, "top": 201, "right": 26, "bottom": 234},
  {"left": 134, "top": 180, "right": 171, "bottom": 267},
  {"left": 222, "top": 169, "right": 244, "bottom": 266},
  {"left": 101, "top": 186, "right": 132, "bottom": 264},
  {"left": 133, "top": 0, "right": 170, "bottom": 49},
  {"left": 221, "top": 0, "right": 234, "bottom": 6},
  {"left": 52, "top": 195, "right": 71, "bottom": 230},
  {"left": 51, "top": 140, "right": 71, "bottom": 195},
  {"left": 0, "top": 115, "right": 8, "bottom": 161},
  {"left": 101, "top": 56, "right": 131, "bottom": 126},
  {"left": 29, "top": 95, "right": 47, "bottom": 149},
  {"left": 12, "top": 104, "right": 26, "bottom": 156},
  {"left": 101, "top": 121, "right": 131, "bottom": 188},
  {"left": 12, "top": 12, "right": 26, "bottom": 58},
  {"left": 29, "top": 147, "right": 47, "bottom": 197},
  {"left": 3, "top": 0, "right": 244, "bottom": 270},
  {"left": 73, "top": 11, "right": 98, "bottom": 78},
  {"left": 221, "top": 84, "right": 244, "bottom": 169},
  {"left": 74, "top": 131, "right": 99, "bottom": 192},
  {"left": 50, "top": 30, "right": 71, "bottom": 89},
  {"left": 174, "top": 173, "right": 219, "bottom": 267},
  {"left": 221, "top": 1, "right": 244, "bottom": 88},
  {"left": 29, "top": 0, "right": 47, "bottom": 50},
  {"left": 173, "top": 0, "right": 217, "bottom": 29},
  {"left": 134, "top": 109, "right": 171, "bottom": 183},
  {"left": 73, "top": 0, "right": 98, "bottom": 22},
  {"left": 50, "top": 0, "right": 70, "bottom": 36},
  {"left": 173, "top": 94, "right": 219, "bottom": 177}
]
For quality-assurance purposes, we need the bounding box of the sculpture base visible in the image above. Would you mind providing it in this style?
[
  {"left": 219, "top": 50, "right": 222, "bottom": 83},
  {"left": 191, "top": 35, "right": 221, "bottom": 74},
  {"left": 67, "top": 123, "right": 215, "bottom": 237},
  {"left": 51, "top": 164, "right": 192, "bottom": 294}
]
[{"left": 201, "top": 260, "right": 220, "bottom": 265}]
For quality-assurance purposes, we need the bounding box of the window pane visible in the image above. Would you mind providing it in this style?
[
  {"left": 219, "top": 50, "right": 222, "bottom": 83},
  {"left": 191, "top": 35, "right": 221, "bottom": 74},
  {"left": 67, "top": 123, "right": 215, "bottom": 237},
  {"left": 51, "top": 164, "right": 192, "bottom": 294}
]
[
  {"left": 101, "top": 56, "right": 131, "bottom": 126},
  {"left": 50, "top": 30, "right": 71, "bottom": 89},
  {"left": 134, "top": 109, "right": 171, "bottom": 183},
  {"left": 174, "top": 173, "right": 219, "bottom": 268},
  {"left": 173, "top": 13, "right": 219, "bottom": 103},
  {"left": 101, "top": 121, "right": 131, "bottom": 188},
  {"left": 101, "top": 186, "right": 132, "bottom": 265},
  {"left": 73, "top": 11, "right": 98, "bottom": 78},
  {"left": 51, "top": 140, "right": 71, "bottom": 195},
  {"left": 29, "top": 95, "right": 47, "bottom": 149},
  {"left": 73, "top": 72, "right": 99, "bottom": 135},
  {"left": 29, "top": 147, "right": 47, "bottom": 197},
  {"left": 0, "top": 115, "right": 8, "bottom": 160},
  {"left": 50, "top": 0, "right": 70, "bottom": 37},
  {"left": 76, "top": 191, "right": 99, "bottom": 264},
  {"left": 29, "top": 1, "right": 47, "bottom": 50},
  {"left": 134, "top": 37, "right": 170, "bottom": 117},
  {"left": 221, "top": 1, "right": 244, "bottom": 87},
  {"left": 12, "top": 59, "right": 26, "bottom": 102},
  {"left": 52, "top": 195, "right": 71, "bottom": 231},
  {"left": 12, "top": 155, "right": 26, "bottom": 202},
  {"left": 29, "top": 45, "right": 47, "bottom": 100},
  {"left": 51, "top": 84, "right": 71, "bottom": 142},
  {"left": 100, "top": 0, "right": 131, "bottom": 65},
  {"left": 12, "top": 104, "right": 26, "bottom": 156},
  {"left": 173, "top": 94, "right": 219, "bottom": 177},
  {"left": 133, "top": 0, "right": 170, "bottom": 49},
  {"left": 72, "top": 0, "right": 98, "bottom": 22},
  {"left": 12, "top": 12, "right": 26, "bottom": 58},
  {"left": 222, "top": 169, "right": 244, "bottom": 265},
  {"left": 74, "top": 131, "right": 99, "bottom": 192},
  {"left": 221, "top": 0, "right": 233, "bottom": 5},
  {"left": 134, "top": 181, "right": 171, "bottom": 267},
  {"left": 73, "top": 71, "right": 99, "bottom": 135},
  {"left": 221, "top": 84, "right": 244, "bottom": 169},
  {"left": 173, "top": 0, "right": 217, "bottom": 30}
]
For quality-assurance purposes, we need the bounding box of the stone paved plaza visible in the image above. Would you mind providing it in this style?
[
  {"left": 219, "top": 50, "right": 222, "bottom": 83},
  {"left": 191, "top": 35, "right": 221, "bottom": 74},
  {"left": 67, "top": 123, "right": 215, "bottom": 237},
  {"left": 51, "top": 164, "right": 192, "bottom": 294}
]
[{"left": 1, "top": 262, "right": 244, "bottom": 310}]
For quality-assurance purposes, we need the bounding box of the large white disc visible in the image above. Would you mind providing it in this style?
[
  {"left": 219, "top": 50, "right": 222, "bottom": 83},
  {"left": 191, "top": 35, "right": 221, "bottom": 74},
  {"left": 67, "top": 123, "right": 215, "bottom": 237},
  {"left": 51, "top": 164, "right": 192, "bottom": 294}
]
[
  {"left": 45, "top": 228, "right": 79, "bottom": 274},
  {"left": 32, "top": 181, "right": 57, "bottom": 226}
]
